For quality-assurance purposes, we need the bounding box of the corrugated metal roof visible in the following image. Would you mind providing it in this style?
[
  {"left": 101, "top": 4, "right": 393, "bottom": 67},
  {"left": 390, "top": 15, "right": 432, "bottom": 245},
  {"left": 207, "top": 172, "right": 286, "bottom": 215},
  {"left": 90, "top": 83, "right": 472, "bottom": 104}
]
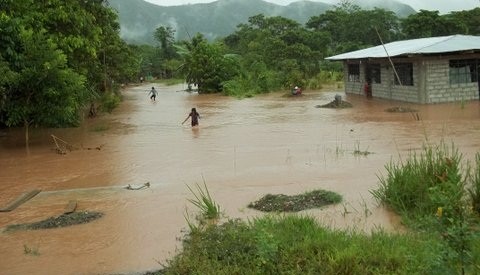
[{"left": 325, "top": 35, "right": 480, "bottom": 60}]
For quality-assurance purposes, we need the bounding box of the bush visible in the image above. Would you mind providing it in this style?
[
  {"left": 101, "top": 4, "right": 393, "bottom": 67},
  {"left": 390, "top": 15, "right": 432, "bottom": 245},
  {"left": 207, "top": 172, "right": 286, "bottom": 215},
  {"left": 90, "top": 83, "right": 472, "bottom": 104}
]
[
  {"left": 371, "top": 142, "right": 480, "bottom": 273},
  {"left": 161, "top": 216, "right": 443, "bottom": 274},
  {"left": 371, "top": 142, "right": 464, "bottom": 220},
  {"left": 468, "top": 153, "right": 480, "bottom": 214},
  {"left": 306, "top": 71, "right": 344, "bottom": 89},
  {"left": 100, "top": 92, "right": 121, "bottom": 113},
  {"left": 222, "top": 63, "right": 282, "bottom": 98}
]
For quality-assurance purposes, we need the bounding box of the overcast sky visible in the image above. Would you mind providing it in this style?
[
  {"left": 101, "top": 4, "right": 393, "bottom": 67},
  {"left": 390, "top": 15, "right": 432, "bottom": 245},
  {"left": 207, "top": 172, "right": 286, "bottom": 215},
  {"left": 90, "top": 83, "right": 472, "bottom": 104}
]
[{"left": 144, "top": 0, "right": 479, "bottom": 14}]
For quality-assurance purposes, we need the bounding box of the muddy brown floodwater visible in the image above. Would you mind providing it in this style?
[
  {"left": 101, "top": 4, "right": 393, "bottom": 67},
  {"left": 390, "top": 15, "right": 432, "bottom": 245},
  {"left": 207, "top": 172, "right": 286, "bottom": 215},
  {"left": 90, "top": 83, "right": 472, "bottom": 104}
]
[{"left": 0, "top": 83, "right": 479, "bottom": 274}]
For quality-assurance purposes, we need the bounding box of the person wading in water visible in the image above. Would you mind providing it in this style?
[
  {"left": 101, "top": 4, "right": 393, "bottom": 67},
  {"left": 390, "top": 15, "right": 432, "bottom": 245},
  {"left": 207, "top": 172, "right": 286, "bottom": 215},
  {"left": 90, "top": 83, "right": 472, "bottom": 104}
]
[
  {"left": 182, "top": 108, "right": 201, "bottom": 127},
  {"left": 149, "top": 87, "right": 158, "bottom": 101}
]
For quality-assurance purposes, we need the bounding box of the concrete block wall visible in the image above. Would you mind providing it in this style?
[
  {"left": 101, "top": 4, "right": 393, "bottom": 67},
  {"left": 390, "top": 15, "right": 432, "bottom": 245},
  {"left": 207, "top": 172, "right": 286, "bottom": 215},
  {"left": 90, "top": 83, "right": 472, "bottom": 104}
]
[
  {"left": 343, "top": 62, "right": 364, "bottom": 95},
  {"left": 342, "top": 57, "right": 479, "bottom": 104},
  {"left": 425, "top": 59, "right": 479, "bottom": 103}
]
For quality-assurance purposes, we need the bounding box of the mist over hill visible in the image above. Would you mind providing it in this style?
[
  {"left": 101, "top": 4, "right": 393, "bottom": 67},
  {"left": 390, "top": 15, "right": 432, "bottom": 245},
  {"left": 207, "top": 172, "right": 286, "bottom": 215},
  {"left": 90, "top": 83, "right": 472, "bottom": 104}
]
[{"left": 108, "top": 0, "right": 415, "bottom": 45}]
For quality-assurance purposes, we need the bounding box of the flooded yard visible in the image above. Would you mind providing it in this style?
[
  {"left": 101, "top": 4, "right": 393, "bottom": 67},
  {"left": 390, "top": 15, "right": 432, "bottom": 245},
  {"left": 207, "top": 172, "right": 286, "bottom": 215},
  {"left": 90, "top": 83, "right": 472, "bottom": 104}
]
[{"left": 0, "top": 83, "right": 479, "bottom": 274}]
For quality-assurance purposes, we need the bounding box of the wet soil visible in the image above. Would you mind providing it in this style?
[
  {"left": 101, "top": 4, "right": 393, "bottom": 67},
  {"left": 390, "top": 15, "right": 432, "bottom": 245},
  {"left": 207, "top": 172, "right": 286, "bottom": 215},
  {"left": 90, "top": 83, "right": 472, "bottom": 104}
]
[{"left": 0, "top": 83, "right": 479, "bottom": 274}]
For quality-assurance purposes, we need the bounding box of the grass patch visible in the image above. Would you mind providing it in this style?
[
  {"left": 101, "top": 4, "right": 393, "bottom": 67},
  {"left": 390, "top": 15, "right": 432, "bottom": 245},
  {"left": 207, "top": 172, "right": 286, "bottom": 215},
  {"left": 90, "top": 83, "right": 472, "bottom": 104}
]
[
  {"left": 468, "top": 153, "right": 480, "bottom": 214},
  {"left": 6, "top": 211, "right": 103, "bottom": 231},
  {"left": 248, "top": 189, "right": 342, "bottom": 212},
  {"left": 371, "top": 142, "right": 480, "bottom": 273},
  {"left": 184, "top": 180, "right": 222, "bottom": 237},
  {"left": 158, "top": 216, "right": 445, "bottom": 274},
  {"left": 371, "top": 142, "right": 463, "bottom": 221}
]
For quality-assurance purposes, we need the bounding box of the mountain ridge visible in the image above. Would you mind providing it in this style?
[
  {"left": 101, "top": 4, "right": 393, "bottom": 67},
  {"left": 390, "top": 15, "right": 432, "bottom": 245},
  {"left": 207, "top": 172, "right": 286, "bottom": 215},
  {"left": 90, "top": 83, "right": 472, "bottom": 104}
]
[{"left": 108, "top": 0, "right": 416, "bottom": 45}]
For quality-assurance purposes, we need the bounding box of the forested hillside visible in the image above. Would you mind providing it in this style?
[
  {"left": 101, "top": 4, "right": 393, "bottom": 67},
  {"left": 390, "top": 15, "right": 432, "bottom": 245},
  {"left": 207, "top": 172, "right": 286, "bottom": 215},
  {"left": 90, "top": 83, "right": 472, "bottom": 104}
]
[{"left": 108, "top": 0, "right": 415, "bottom": 44}]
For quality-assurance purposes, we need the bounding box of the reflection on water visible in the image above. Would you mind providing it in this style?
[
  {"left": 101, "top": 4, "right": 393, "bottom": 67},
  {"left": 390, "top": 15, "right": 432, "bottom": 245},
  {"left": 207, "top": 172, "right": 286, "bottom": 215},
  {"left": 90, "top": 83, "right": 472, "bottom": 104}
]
[{"left": 0, "top": 83, "right": 479, "bottom": 274}]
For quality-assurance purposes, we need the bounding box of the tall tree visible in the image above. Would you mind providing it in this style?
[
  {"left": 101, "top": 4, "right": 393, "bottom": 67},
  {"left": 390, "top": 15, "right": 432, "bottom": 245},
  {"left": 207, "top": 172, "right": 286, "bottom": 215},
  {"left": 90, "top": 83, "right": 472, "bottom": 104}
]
[
  {"left": 306, "top": 4, "right": 400, "bottom": 54},
  {"left": 154, "top": 26, "right": 179, "bottom": 78},
  {"left": 401, "top": 10, "right": 467, "bottom": 39},
  {"left": 448, "top": 8, "right": 480, "bottom": 35},
  {"left": 178, "top": 34, "right": 238, "bottom": 93}
]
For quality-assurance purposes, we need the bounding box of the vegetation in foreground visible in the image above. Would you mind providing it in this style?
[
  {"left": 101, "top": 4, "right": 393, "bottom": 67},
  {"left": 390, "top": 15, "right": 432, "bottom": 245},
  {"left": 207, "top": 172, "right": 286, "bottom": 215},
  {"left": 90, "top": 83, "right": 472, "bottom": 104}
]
[
  {"left": 158, "top": 216, "right": 444, "bottom": 274},
  {"left": 372, "top": 143, "right": 480, "bottom": 274},
  {"left": 149, "top": 142, "right": 480, "bottom": 274}
]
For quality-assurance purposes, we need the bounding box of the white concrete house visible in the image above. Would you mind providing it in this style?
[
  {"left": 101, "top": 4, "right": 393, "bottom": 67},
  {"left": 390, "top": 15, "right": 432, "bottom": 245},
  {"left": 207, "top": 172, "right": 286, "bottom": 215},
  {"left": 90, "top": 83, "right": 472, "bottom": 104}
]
[{"left": 326, "top": 35, "right": 480, "bottom": 104}]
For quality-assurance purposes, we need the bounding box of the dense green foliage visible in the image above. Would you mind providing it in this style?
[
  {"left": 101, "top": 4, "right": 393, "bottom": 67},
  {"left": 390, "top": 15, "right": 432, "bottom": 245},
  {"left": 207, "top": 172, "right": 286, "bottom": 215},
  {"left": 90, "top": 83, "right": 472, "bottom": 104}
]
[
  {"left": 159, "top": 4, "right": 479, "bottom": 95},
  {"left": 468, "top": 153, "right": 480, "bottom": 214},
  {"left": 176, "top": 34, "right": 240, "bottom": 93},
  {"left": 0, "top": 0, "right": 139, "bottom": 144},
  {"left": 160, "top": 216, "right": 448, "bottom": 274}
]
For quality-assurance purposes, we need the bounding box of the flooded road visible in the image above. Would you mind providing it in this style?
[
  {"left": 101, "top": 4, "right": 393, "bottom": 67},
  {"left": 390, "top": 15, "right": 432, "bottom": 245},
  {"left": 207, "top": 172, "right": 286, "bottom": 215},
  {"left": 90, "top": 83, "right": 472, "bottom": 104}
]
[{"left": 1, "top": 83, "right": 479, "bottom": 274}]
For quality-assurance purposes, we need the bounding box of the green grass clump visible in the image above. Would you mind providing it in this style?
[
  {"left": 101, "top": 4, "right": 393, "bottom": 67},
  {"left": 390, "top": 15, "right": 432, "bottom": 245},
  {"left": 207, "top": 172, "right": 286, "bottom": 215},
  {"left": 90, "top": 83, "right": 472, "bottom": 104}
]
[
  {"left": 186, "top": 181, "right": 221, "bottom": 221},
  {"left": 159, "top": 215, "right": 443, "bottom": 274},
  {"left": 100, "top": 92, "right": 121, "bottom": 113},
  {"left": 371, "top": 142, "right": 480, "bottom": 273},
  {"left": 371, "top": 142, "right": 464, "bottom": 220},
  {"left": 468, "top": 153, "right": 480, "bottom": 214},
  {"left": 248, "top": 189, "right": 342, "bottom": 212}
]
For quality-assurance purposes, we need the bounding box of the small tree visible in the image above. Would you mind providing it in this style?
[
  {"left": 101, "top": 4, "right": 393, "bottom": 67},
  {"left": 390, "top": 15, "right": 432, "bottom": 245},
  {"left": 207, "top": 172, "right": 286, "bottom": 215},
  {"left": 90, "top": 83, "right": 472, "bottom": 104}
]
[
  {"left": 4, "top": 28, "right": 87, "bottom": 147},
  {"left": 179, "top": 34, "right": 239, "bottom": 93}
]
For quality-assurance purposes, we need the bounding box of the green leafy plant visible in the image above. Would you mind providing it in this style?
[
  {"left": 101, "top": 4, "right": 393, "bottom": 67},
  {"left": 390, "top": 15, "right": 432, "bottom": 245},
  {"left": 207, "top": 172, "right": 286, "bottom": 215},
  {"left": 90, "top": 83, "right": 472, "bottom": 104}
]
[
  {"left": 371, "top": 142, "right": 480, "bottom": 273},
  {"left": 186, "top": 179, "right": 221, "bottom": 221},
  {"left": 468, "top": 153, "right": 480, "bottom": 214}
]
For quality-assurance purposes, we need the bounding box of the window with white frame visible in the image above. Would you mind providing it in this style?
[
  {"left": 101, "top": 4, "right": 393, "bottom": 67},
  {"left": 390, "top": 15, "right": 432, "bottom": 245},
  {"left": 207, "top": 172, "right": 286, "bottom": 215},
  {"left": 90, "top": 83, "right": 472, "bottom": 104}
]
[
  {"left": 449, "top": 59, "right": 478, "bottom": 84},
  {"left": 393, "top": 63, "right": 413, "bottom": 86},
  {"left": 348, "top": 64, "right": 360, "bottom": 82}
]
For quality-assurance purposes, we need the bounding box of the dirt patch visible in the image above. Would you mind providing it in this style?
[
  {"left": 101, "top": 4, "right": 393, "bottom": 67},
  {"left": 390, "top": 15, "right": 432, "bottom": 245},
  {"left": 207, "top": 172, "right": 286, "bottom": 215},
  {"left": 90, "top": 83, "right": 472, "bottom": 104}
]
[
  {"left": 385, "top": 106, "right": 418, "bottom": 113},
  {"left": 5, "top": 211, "right": 103, "bottom": 232},
  {"left": 248, "top": 189, "right": 342, "bottom": 212}
]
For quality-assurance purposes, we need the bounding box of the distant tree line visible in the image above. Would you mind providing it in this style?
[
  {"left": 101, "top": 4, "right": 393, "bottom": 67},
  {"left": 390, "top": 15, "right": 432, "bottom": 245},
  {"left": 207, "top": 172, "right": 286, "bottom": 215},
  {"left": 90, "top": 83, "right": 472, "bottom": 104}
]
[
  {"left": 1, "top": 0, "right": 479, "bottom": 143},
  {"left": 141, "top": 2, "right": 480, "bottom": 96}
]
